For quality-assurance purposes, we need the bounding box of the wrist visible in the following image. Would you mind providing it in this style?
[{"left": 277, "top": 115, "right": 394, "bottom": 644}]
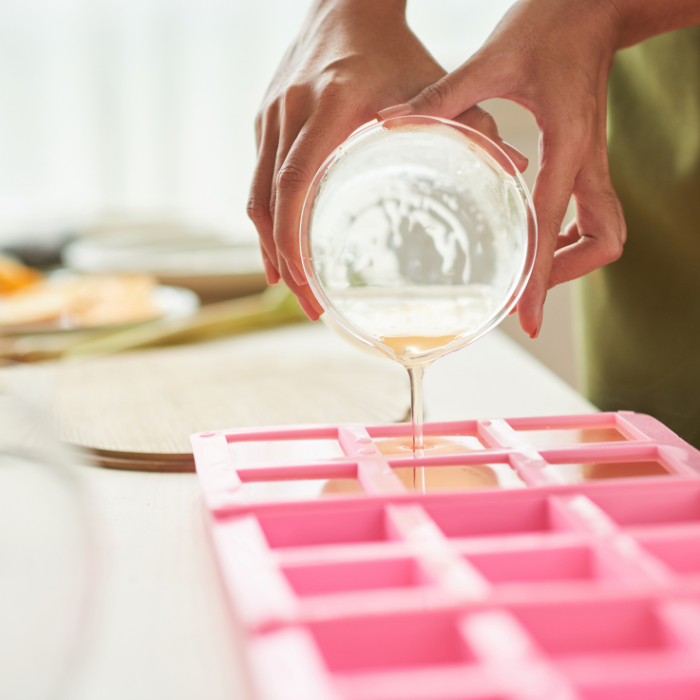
[
  {"left": 299, "top": 0, "right": 409, "bottom": 50},
  {"left": 593, "top": 0, "right": 626, "bottom": 51},
  {"left": 310, "top": 0, "right": 407, "bottom": 20},
  {"left": 602, "top": 0, "right": 700, "bottom": 49}
]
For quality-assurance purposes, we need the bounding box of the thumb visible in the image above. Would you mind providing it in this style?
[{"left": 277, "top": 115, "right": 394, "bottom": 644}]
[
  {"left": 452, "top": 105, "right": 529, "bottom": 174},
  {"left": 378, "top": 58, "right": 499, "bottom": 122},
  {"left": 378, "top": 97, "right": 528, "bottom": 176}
]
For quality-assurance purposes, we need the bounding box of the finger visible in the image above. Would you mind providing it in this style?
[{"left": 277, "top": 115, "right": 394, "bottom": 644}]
[
  {"left": 269, "top": 86, "right": 321, "bottom": 286},
  {"left": 501, "top": 141, "right": 529, "bottom": 174},
  {"left": 377, "top": 61, "right": 527, "bottom": 174},
  {"left": 260, "top": 243, "right": 280, "bottom": 285},
  {"left": 548, "top": 166, "right": 625, "bottom": 288},
  {"left": 298, "top": 295, "right": 322, "bottom": 321},
  {"left": 254, "top": 112, "right": 263, "bottom": 152},
  {"left": 247, "top": 107, "right": 281, "bottom": 271},
  {"left": 269, "top": 108, "right": 308, "bottom": 277},
  {"left": 452, "top": 105, "right": 529, "bottom": 173},
  {"left": 555, "top": 220, "right": 581, "bottom": 251},
  {"left": 278, "top": 263, "right": 323, "bottom": 319},
  {"left": 408, "top": 56, "right": 507, "bottom": 120},
  {"left": 517, "top": 138, "right": 579, "bottom": 338},
  {"left": 273, "top": 113, "right": 357, "bottom": 288},
  {"left": 496, "top": 139, "right": 530, "bottom": 173}
]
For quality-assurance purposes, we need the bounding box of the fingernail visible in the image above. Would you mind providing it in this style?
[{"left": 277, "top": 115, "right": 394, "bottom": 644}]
[
  {"left": 502, "top": 141, "right": 528, "bottom": 168},
  {"left": 508, "top": 305, "right": 518, "bottom": 316},
  {"left": 286, "top": 258, "right": 308, "bottom": 286},
  {"left": 530, "top": 321, "right": 542, "bottom": 340},
  {"left": 377, "top": 103, "right": 413, "bottom": 121},
  {"left": 262, "top": 257, "right": 280, "bottom": 285},
  {"left": 298, "top": 297, "right": 319, "bottom": 321}
]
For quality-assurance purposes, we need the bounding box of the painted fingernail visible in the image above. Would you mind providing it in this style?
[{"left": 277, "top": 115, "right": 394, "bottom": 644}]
[
  {"left": 377, "top": 103, "right": 413, "bottom": 121},
  {"left": 298, "top": 297, "right": 319, "bottom": 321},
  {"left": 502, "top": 141, "right": 527, "bottom": 160},
  {"left": 262, "top": 257, "right": 280, "bottom": 285},
  {"left": 286, "top": 258, "right": 307, "bottom": 286},
  {"left": 502, "top": 142, "right": 529, "bottom": 170}
]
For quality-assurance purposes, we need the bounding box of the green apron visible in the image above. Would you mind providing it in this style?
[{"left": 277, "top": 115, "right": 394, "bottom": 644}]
[{"left": 579, "top": 26, "right": 700, "bottom": 446}]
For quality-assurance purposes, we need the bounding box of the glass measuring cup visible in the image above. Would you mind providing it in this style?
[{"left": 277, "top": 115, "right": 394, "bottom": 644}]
[{"left": 299, "top": 115, "right": 537, "bottom": 483}]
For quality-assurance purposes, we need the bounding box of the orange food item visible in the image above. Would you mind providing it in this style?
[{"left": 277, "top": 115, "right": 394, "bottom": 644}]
[
  {"left": 0, "top": 273, "right": 161, "bottom": 328},
  {"left": 0, "top": 256, "right": 43, "bottom": 294}
]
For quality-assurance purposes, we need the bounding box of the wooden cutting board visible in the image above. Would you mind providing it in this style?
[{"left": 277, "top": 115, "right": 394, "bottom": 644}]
[{"left": 2, "top": 325, "right": 409, "bottom": 470}]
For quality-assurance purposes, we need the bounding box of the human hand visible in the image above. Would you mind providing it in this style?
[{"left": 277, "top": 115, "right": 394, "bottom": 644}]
[
  {"left": 381, "top": 0, "right": 628, "bottom": 338},
  {"left": 247, "top": 0, "right": 527, "bottom": 320}
]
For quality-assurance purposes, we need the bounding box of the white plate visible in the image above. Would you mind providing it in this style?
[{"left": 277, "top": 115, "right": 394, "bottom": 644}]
[
  {"left": 63, "top": 231, "right": 264, "bottom": 275},
  {"left": 62, "top": 225, "right": 266, "bottom": 303},
  {"left": 0, "top": 285, "right": 199, "bottom": 336}
]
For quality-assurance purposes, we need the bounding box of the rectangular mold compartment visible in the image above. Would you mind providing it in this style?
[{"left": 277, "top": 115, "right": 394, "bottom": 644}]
[
  {"left": 423, "top": 493, "right": 567, "bottom": 540},
  {"left": 391, "top": 462, "right": 525, "bottom": 493},
  {"left": 578, "top": 678, "right": 700, "bottom": 700},
  {"left": 228, "top": 436, "right": 346, "bottom": 466},
  {"left": 546, "top": 458, "right": 674, "bottom": 484},
  {"left": 463, "top": 544, "right": 601, "bottom": 586},
  {"left": 256, "top": 504, "right": 396, "bottom": 549},
  {"left": 584, "top": 484, "right": 700, "bottom": 530},
  {"left": 507, "top": 416, "right": 632, "bottom": 448},
  {"left": 635, "top": 532, "right": 700, "bottom": 576},
  {"left": 510, "top": 598, "right": 670, "bottom": 657},
  {"left": 307, "top": 610, "right": 473, "bottom": 672},
  {"left": 236, "top": 476, "right": 363, "bottom": 502},
  {"left": 372, "top": 433, "right": 488, "bottom": 457},
  {"left": 282, "top": 556, "right": 430, "bottom": 597}
]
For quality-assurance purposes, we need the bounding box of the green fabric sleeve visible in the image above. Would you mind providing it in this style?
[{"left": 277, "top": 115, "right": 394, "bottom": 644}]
[{"left": 580, "top": 26, "right": 700, "bottom": 446}]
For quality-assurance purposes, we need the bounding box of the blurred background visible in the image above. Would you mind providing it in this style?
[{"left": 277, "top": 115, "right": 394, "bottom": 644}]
[{"left": 0, "top": 0, "right": 579, "bottom": 387}]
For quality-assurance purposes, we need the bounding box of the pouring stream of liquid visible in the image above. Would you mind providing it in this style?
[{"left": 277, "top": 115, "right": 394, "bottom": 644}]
[
  {"left": 379, "top": 334, "right": 463, "bottom": 494},
  {"left": 407, "top": 365, "right": 426, "bottom": 491}
]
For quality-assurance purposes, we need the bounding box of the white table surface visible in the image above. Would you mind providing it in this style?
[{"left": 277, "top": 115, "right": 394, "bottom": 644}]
[{"left": 55, "top": 324, "right": 594, "bottom": 700}]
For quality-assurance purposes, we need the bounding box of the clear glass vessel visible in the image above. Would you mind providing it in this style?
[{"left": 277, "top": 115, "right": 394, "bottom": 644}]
[{"left": 300, "top": 115, "right": 537, "bottom": 366}]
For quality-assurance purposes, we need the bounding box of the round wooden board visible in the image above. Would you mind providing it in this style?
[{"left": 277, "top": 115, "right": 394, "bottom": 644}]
[{"left": 41, "top": 324, "right": 409, "bottom": 467}]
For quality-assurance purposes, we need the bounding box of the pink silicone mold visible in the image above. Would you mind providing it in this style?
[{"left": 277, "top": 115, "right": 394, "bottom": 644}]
[{"left": 191, "top": 412, "right": 700, "bottom": 700}]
